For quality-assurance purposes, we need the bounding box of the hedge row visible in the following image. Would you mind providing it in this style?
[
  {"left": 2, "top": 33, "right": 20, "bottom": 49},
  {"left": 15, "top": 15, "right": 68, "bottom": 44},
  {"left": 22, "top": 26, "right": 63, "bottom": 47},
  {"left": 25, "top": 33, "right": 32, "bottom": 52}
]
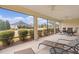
[
  {"left": 18, "top": 29, "right": 28, "bottom": 41},
  {"left": 18, "top": 29, "right": 34, "bottom": 41},
  {"left": 38, "top": 29, "right": 54, "bottom": 37},
  {"left": 0, "top": 29, "right": 34, "bottom": 46},
  {"left": 0, "top": 30, "right": 14, "bottom": 45},
  {"left": 0, "top": 28, "right": 56, "bottom": 46}
]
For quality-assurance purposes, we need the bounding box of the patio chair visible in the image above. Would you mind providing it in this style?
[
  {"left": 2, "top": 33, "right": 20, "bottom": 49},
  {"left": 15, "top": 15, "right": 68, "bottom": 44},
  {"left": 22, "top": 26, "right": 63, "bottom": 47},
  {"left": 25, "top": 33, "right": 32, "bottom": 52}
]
[{"left": 14, "top": 48, "right": 35, "bottom": 54}]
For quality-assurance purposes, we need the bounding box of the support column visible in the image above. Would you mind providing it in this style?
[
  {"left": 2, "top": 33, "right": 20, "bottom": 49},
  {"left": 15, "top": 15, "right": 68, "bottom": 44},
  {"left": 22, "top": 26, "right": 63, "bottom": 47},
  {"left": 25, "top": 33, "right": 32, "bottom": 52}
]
[
  {"left": 59, "top": 22, "right": 62, "bottom": 32},
  {"left": 54, "top": 23, "right": 56, "bottom": 34},
  {"left": 47, "top": 19, "right": 48, "bottom": 35},
  {"left": 34, "top": 16, "right": 38, "bottom": 40}
]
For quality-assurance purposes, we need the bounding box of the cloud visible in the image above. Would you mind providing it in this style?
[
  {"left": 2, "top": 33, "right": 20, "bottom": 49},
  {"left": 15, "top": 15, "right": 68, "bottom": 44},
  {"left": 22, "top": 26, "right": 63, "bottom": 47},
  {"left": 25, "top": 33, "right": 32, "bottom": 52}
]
[
  {"left": 38, "top": 18, "right": 47, "bottom": 25},
  {"left": 13, "top": 17, "right": 25, "bottom": 24},
  {"left": 0, "top": 15, "right": 26, "bottom": 24},
  {"left": 0, "top": 15, "right": 47, "bottom": 25},
  {"left": 0, "top": 15, "right": 4, "bottom": 20},
  {"left": 0, "top": 15, "right": 15, "bottom": 24},
  {"left": 25, "top": 16, "right": 34, "bottom": 24},
  {"left": 0, "top": 15, "right": 34, "bottom": 25},
  {"left": 14, "top": 17, "right": 25, "bottom": 20},
  {"left": 0, "top": 15, "right": 11, "bottom": 21}
]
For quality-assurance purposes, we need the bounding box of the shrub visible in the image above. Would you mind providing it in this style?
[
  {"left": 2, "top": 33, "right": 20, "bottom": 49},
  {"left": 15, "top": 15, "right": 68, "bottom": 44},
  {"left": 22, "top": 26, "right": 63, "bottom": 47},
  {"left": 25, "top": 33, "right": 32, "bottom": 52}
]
[
  {"left": 50, "top": 29, "right": 54, "bottom": 34},
  {"left": 18, "top": 29, "right": 28, "bottom": 41},
  {"left": 47, "top": 29, "right": 51, "bottom": 35},
  {"left": 47, "top": 29, "right": 54, "bottom": 35},
  {"left": 0, "top": 30, "right": 14, "bottom": 45},
  {"left": 29, "top": 30, "right": 34, "bottom": 39},
  {"left": 44, "top": 30, "right": 48, "bottom": 36},
  {"left": 38, "top": 30, "right": 43, "bottom": 37}
]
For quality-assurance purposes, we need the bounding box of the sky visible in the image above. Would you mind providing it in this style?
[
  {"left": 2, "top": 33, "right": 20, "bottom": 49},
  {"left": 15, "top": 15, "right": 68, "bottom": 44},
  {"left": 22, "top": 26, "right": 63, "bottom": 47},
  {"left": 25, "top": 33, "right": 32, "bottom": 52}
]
[{"left": 0, "top": 8, "right": 47, "bottom": 25}]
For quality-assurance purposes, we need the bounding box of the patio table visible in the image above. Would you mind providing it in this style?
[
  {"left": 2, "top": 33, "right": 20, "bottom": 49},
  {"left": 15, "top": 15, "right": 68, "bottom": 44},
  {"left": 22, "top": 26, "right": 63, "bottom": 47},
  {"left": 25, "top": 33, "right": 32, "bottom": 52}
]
[{"left": 38, "top": 40, "right": 78, "bottom": 54}]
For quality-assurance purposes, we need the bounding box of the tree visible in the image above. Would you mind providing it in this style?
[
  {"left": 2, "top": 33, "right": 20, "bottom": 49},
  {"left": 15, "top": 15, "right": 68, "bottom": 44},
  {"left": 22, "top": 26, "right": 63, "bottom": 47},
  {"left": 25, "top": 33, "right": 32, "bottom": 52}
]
[
  {"left": 0, "top": 20, "right": 10, "bottom": 31},
  {"left": 5, "top": 20, "right": 10, "bottom": 29},
  {"left": 0, "top": 20, "right": 5, "bottom": 30}
]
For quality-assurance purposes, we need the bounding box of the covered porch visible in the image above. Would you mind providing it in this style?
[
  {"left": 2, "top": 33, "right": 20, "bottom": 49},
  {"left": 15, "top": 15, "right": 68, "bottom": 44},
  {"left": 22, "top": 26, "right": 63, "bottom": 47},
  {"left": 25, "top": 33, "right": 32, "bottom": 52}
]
[{"left": 0, "top": 5, "right": 79, "bottom": 54}]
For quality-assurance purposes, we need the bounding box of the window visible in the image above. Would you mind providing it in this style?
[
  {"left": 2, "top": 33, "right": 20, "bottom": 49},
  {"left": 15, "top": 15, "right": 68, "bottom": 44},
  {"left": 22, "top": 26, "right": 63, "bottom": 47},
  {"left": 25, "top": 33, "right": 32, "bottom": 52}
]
[
  {"left": 37, "top": 18, "right": 58, "bottom": 38},
  {"left": 38, "top": 17, "right": 48, "bottom": 37},
  {"left": 55, "top": 22, "right": 60, "bottom": 33},
  {"left": 0, "top": 8, "right": 34, "bottom": 47},
  {"left": 48, "top": 20, "right": 54, "bottom": 35}
]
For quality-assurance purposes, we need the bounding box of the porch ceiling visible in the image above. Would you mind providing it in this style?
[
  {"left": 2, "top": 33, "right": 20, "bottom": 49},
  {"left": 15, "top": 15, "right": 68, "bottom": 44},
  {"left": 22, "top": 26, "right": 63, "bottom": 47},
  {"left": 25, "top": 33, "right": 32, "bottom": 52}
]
[
  {"left": 22, "top": 5, "right": 79, "bottom": 23},
  {"left": 0, "top": 5, "right": 79, "bottom": 23},
  {"left": 0, "top": 5, "right": 59, "bottom": 22},
  {"left": 22, "top": 6, "right": 79, "bottom": 19}
]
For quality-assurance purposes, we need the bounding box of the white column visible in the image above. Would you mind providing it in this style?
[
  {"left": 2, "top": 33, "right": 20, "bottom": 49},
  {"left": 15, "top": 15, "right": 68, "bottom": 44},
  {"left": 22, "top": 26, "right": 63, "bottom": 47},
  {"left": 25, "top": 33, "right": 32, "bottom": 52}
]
[
  {"left": 34, "top": 16, "right": 38, "bottom": 40},
  {"left": 54, "top": 23, "right": 56, "bottom": 34},
  {"left": 59, "top": 22, "right": 62, "bottom": 32}
]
